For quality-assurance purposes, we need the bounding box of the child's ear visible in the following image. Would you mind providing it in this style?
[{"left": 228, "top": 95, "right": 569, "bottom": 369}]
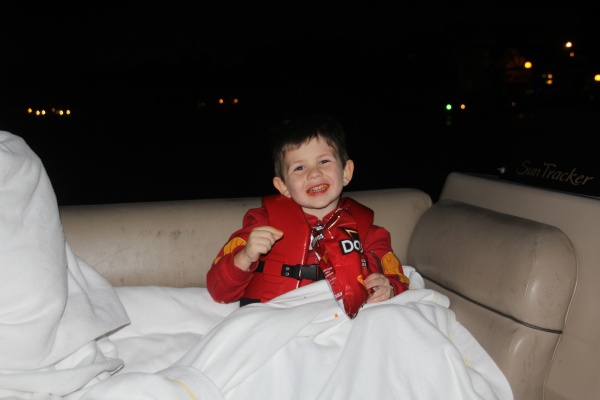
[
  {"left": 342, "top": 159, "right": 354, "bottom": 186},
  {"left": 273, "top": 176, "right": 291, "bottom": 197}
]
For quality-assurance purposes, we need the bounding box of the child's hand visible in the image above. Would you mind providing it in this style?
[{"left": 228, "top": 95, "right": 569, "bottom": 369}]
[
  {"left": 235, "top": 226, "right": 283, "bottom": 270},
  {"left": 365, "top": 273, "right": 394, "bottom": 303}
]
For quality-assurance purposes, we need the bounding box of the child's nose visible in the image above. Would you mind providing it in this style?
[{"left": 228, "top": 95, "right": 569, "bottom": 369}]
[{"left": 307, "top": 165, "right": 323, "bottom": 178}]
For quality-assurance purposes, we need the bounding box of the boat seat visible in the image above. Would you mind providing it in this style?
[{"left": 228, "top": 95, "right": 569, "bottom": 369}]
[{"left": 407, "top": 199, "right": 577, "bottom": 400}]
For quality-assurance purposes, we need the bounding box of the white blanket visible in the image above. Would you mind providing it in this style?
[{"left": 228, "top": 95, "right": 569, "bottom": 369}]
[
  {"left": 0, "top": 131, "right": 130, "bottom": 399},
  {"left": 78, "top": 275, "right": 512, "bottom": 400},
  {"left": 0, "top": 131, "right": 513, "bottom": 400}
]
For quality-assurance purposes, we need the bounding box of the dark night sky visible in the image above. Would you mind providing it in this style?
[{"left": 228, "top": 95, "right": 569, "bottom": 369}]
[
  {"left": 2, "top": 3, "right": 594, "bottom": 69},
  {"left": 2, "top": 3, "right": 600, "bottom": 205}
]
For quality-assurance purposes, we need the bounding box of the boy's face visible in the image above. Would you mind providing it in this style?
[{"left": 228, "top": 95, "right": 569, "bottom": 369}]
[{"left": 273, "top": 136, "right": 353, "bottom": 220}]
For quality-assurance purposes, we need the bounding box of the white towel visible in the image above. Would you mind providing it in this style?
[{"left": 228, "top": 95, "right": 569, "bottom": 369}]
[{"left": 0, "top": 131, "right": 130, "bottom": 398}]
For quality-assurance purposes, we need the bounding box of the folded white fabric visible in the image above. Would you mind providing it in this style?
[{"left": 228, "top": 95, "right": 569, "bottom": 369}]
[
  {"left": 82, "top": 269, "right": 513, "bottom": 400},
  {"left": 0, "top": 131, "right": 130, "bottom": 398},
  {"left": 108, "top": 286, "right": 238, "bottom": 375}
]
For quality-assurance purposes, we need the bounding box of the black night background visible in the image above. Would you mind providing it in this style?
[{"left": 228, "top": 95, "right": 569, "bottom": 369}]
[{"left": 2, "top": 2, "right": 600, "bottom": 205}]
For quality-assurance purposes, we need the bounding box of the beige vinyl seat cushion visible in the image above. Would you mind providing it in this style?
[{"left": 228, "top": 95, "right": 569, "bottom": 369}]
[{"left": 407, "top": 199, "right": 577, "bottom": 400}]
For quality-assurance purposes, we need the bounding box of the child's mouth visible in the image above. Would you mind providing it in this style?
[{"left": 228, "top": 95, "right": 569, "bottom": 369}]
[{"left": 307, "top": 184, "right": 329, "bottom": 195}]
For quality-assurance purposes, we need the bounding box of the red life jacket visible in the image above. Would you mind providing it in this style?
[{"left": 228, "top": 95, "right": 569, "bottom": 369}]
[{"left": 242, "top": 194, "right": 374, "bottom": 304}]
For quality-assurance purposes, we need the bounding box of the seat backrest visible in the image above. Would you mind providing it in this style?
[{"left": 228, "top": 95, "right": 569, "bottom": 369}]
[
  {"left": 60, "top": 188, "right": 431, "bottom": 288},
  {"left": 407, "top": 198, "right": 577, "bottom": 400},
  {"left": 437, "top": 172, "right": 600, "bottom": 400}
]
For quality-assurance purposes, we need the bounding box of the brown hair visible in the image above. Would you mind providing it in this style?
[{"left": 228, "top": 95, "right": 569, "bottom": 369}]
[{"left": 270, "top": 114, "right": 349, "bottom": 179}]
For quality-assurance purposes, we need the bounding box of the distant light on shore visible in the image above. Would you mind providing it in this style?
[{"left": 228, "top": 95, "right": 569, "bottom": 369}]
[{"left": 27, "top": 107, "right": 71, "bottom": 117}]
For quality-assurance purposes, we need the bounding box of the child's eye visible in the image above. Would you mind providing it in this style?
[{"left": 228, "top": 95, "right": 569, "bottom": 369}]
[
  {"left": 293, "top": 166, "right": 305, "bottom": 172},
  {"left": 319, "top": 159, "right": 331, "bottom": 165}
]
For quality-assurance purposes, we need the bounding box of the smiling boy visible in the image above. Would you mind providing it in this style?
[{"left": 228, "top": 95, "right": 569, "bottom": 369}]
[{"left": 207, "top": 114, "right": 409, "bottom": 307}]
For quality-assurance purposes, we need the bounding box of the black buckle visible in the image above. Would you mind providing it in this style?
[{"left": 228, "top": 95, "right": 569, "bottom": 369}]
[
  {"left": 256, "top": 261, "right": 265, "bottom": 273},
  {"left": 240, "top": 297, "right": 260, "bottom": 307},
  {"left": 281, "top": 264, "right": 323, "bottom": 281}
]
